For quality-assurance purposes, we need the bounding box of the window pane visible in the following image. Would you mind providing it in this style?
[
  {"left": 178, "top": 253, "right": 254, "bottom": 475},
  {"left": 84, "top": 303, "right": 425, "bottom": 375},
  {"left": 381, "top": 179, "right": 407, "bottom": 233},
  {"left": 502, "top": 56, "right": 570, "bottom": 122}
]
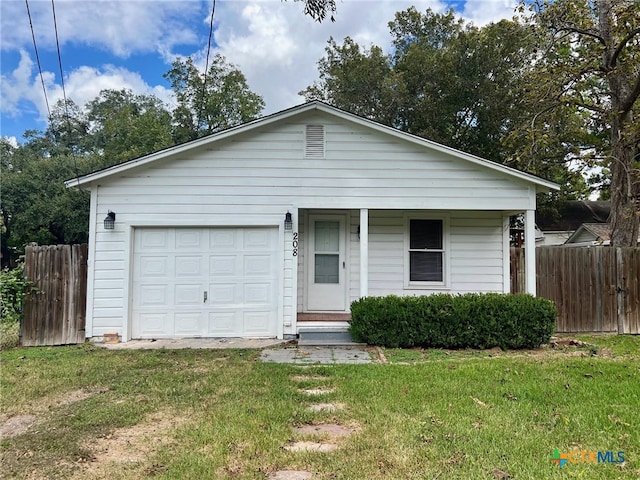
[
  {"left": 315, "top": 221, "right": 339, "bottom": 252},
  {"left": 410, "top": 252, "right": 443, "bottom": 282},
  {"left": 315, "top": 254, "right": 339, "bottom": 283},
  {"left": 410, "top": 220, "right": 442, "bottom": 249}
]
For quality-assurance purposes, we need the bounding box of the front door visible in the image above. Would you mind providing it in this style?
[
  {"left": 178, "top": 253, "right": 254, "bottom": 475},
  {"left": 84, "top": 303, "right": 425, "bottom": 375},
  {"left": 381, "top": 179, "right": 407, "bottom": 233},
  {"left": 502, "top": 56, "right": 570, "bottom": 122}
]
[{"left": 307, "top": 215, "right": 347, "bottom": 311}]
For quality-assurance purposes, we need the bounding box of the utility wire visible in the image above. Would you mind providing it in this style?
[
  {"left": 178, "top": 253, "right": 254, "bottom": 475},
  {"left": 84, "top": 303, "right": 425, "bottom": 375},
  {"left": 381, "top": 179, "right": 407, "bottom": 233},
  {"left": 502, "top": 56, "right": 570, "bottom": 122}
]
[
  {"left": 51, "top": 0, "right": 81, "bottom": 178},
  {"left": 197, "top": 0, "right": 216, "bottom": 138},
  {"left": 25, "top": 0, "right": 51, "bottom": 121}
]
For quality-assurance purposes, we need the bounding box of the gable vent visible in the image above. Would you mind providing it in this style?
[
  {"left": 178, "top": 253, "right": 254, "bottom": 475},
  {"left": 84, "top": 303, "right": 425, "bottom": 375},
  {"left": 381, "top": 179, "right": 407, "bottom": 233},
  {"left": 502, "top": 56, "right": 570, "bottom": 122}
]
[{"left": 305, "top": 124, "right": 325, "bottom": 158}]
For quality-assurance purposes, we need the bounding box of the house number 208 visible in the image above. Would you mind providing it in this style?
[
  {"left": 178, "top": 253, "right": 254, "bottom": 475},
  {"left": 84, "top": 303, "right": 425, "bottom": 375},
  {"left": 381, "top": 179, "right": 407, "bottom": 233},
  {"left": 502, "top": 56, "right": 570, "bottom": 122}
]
[{"left": 292, "top": 232, "right": 298, "bottom": 256}]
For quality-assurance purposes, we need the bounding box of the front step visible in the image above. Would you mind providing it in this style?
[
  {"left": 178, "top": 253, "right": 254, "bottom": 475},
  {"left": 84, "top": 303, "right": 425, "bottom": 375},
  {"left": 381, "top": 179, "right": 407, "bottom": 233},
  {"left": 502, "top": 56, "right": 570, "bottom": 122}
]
[{"left": 297, "top": 328, "right": 365, "bottom": 347}]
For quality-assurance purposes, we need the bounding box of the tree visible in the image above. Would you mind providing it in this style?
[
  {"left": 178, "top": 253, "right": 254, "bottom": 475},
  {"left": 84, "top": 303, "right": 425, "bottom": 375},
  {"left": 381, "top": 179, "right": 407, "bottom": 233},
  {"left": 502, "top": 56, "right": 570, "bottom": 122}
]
[
  {"left": 515, "top": 0, "right": 639, "bottom": 246},
  {"left": 293, "top": 0, "right": 336, "bottom": 22},
  {"left": 300, "top": 37, "right": 403, "bottom": 127},
  {"left": 164, "top": 56, "right": 265, "bottom": 143},
  {"left": 0, "top": 137, "right": 91, "bottom": 266},
  {"left": 86, "top": 89, "right": 173, "bottom": 165},
  {"left": 303, "top": 9, "right": 543, "bottom": 163}
]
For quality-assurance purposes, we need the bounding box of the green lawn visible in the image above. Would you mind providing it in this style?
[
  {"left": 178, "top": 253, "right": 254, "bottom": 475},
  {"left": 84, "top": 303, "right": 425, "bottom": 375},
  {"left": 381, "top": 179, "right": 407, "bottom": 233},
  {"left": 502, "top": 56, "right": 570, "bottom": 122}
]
[{"left": 1, "top": 336, "right": 638, "bottom": 479}]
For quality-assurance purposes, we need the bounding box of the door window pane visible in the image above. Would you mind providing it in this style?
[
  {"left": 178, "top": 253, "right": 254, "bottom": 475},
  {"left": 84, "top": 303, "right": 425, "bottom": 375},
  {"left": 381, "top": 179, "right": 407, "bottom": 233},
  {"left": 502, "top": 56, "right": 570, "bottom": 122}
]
[
  {"left": 315, "top": 254, "right": 339, "bottom": 283},
  {"left": 315, "top": 221, "right": 339, "bottom": 252}
]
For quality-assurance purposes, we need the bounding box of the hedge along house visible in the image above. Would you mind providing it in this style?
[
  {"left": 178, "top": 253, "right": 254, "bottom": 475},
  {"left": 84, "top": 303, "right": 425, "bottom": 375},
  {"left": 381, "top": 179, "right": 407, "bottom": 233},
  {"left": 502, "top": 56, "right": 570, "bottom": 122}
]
[{"left": 66, "top": 102, "right": 559, "bottom": 342}]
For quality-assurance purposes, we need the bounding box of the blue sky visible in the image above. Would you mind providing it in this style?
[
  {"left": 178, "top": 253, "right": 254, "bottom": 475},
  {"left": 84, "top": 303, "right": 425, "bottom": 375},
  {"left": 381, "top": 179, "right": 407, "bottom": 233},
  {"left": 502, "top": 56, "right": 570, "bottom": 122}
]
[{"left": 0, "top": 0, "right": 518, "bottom": 145}]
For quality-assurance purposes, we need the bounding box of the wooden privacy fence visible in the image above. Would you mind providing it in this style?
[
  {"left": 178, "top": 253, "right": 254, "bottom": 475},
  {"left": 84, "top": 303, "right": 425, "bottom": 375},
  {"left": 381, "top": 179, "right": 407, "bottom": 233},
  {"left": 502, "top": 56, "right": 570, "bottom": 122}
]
[
  {"left": 512, "top": 246, "right": 640, "bottom": 334},
  {"left": 22, "top": 244, "right": 88, "bottom": 346}
]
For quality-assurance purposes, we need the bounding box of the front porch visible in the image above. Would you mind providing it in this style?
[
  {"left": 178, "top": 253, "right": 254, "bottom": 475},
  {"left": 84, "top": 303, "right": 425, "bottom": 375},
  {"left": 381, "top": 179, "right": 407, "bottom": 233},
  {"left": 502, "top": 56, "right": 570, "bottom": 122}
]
[{"left": 289, "top": 207, "right": 538, "bottom": 336}]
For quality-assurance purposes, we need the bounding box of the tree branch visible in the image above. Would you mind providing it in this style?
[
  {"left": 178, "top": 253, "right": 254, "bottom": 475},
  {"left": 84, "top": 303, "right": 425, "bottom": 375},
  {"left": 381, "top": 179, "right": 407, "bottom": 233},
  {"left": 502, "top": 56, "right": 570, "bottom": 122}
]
[
  {"left": 610, "top": 27, "right": 640, "bottom": 69},
  {"left": 554, "top": 25, "right": 606, "bottom": 45},
  {"left": 621, "top": 73, "right": 640, "bottom": 115}
]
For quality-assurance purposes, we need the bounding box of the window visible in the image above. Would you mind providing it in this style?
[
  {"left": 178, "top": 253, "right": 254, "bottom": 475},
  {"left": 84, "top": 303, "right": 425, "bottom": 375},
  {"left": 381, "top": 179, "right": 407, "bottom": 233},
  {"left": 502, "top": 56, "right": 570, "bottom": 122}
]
[{"left": 407, "top": 218, "right": 446, "bottom": 285}]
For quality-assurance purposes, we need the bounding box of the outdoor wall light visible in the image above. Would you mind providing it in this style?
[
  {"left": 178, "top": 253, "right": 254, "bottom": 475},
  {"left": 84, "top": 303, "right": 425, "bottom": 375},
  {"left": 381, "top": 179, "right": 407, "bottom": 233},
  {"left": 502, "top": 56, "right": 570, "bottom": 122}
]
[
  {"left": 104, "top": 211, "right": 116, "bottom": 230},
  {"left": 284, "top": 211, "right": 293, "bottom": 230}
]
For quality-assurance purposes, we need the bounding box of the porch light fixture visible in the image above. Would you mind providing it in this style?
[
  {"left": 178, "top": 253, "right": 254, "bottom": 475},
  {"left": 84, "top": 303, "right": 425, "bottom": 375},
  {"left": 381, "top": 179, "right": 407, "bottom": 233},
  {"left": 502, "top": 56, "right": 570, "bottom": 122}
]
[
  {"left": 104, "top": 211, "right": 116, "bottom": 230},
  {"left": 284, "top": 211, "right": 293, "bottom": 230}
]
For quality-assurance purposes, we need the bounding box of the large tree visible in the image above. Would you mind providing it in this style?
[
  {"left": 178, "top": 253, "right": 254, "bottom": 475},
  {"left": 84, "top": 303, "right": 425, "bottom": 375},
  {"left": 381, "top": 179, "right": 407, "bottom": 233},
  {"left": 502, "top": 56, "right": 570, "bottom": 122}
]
[
  {"left": 86, "top": 89, "right": 174, "bottom": 165},
  {"left": 515, "top": 0, "right": 639, "bottom": 246},
  {"left": 164, "top": 55, "right": 265, "bottom": 143}
]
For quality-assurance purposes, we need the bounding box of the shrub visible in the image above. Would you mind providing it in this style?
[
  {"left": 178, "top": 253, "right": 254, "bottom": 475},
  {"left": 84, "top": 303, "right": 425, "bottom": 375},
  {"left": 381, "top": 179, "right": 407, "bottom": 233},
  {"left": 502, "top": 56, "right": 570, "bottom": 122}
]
[
  {"left": 350, "top": 293, "right": 556, "bottom": 350},
  {"left": 0, "top": 264, "right": 34, "bottom": 348}
]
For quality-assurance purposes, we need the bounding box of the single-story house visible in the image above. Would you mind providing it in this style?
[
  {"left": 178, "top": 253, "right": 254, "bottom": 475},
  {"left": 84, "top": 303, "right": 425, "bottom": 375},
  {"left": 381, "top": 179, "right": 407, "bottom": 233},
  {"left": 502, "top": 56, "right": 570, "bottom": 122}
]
[
  {"left": 66, "top": 101, "right": 558, "bottom": 342},
  {"left": 535, "top": 200, "right": 610, "bottom": 246}
]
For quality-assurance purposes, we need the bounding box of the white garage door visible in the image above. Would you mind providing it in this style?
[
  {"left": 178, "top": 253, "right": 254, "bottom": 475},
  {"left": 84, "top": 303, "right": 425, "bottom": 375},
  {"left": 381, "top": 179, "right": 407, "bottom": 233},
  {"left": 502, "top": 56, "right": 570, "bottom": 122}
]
[{"left": 131, "top": 227, "right": 279, "bottom": 338}]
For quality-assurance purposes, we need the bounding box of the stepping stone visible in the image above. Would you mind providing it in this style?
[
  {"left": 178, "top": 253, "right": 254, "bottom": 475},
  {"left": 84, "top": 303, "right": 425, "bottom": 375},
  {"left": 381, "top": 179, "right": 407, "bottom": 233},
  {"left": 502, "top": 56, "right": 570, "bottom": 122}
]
[
  {"left": 293, "top": 424, "right": 356, "bottom": 438},
  {"left": 290, "top": 375, "right": 329, "bottom": 382},
  {"left": 300, "top": 388, "right": 335, "bottom": 395},
  {"left": 284, "top": 441, "right": 337, "bottom": 453},
  {"left": 269, "top": 471, "right": 312, "bottom": 479},
  {"left": 306, "top": 403, "right": 344, "bottom": 412}
]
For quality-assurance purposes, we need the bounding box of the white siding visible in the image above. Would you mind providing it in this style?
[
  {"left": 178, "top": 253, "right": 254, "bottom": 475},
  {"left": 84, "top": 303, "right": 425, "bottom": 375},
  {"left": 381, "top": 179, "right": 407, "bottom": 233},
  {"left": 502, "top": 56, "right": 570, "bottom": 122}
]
[{"left": 88, "top": 111, "right": 531, "bottom": 337}]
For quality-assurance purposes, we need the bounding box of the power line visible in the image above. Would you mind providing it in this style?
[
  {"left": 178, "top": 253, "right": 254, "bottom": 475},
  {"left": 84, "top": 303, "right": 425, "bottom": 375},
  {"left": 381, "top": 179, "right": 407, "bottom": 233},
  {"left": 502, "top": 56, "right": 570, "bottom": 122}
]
[
  {"left": 51, "top": 0, "right": 80, "bottom": 177},
  {"left": 197, "top": 0, "right": 216, "bottom": 137},
  {"left": 25, "top": 0, "right": 51, "bottom": 121}
]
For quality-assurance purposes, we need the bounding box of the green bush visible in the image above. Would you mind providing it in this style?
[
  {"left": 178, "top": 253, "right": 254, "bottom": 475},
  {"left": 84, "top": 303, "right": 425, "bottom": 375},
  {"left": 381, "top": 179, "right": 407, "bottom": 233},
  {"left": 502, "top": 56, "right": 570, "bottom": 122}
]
[
  {"left": 0, "top": 264, "right": 34, "bottom": 348},
  {"left": 350, "top": 293, "right": 556, "bottom": 350}
]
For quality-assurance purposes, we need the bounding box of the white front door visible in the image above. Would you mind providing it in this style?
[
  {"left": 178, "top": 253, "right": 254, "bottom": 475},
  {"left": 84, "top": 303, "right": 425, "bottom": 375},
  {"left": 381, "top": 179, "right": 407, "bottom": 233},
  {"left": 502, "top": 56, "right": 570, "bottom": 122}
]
[{"left": 307, "top": 214, "right": 347, "bottom": 311}]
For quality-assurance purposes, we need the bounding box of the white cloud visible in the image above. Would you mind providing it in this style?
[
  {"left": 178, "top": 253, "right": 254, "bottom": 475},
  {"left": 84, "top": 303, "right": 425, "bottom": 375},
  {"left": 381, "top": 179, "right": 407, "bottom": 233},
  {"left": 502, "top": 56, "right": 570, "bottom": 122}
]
[
  {"left": 0, "top": 0, "right": 202, "bottom": 58},
  {"left": 1, "top": 51, "right": 173, "bottom": 128},
  {"left": 2, "top": 0, "right": 520, "bottom": 138},
  {"left": 461, "top": 0, "right": 518, "bottom": 26}
]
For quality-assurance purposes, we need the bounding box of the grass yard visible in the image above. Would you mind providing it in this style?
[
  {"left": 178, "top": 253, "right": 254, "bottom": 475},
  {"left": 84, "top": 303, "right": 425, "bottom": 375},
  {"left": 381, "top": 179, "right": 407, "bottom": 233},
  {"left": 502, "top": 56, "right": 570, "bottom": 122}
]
[{"left": 1, "top": 335, "right": 638, "bottom": 479}]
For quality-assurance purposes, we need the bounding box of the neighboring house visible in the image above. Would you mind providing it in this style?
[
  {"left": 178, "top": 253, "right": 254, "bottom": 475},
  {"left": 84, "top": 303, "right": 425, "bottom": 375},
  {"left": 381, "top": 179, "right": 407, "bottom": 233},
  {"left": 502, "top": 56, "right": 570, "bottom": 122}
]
[
  {"left": 66, "top": 101, "right": 558, "bottom": 342},
  {"left": 535, "top": 200, "right": 610, "bottom": 246}
]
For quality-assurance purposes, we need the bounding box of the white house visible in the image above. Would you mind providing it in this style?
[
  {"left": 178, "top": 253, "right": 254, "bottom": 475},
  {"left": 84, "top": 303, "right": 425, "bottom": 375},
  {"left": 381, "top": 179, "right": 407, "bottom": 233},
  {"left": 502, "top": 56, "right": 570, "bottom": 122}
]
[{"left": 66, "top": 102, "right": 558, "bottom": 342}]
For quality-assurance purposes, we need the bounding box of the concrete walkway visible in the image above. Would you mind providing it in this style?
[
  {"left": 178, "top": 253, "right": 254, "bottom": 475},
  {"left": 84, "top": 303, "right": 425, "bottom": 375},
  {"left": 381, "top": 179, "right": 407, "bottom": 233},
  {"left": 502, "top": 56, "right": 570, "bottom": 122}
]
[
  {"left": 98, "top": 338, "right": 290, "bottom": 350},
  {"left": 260, "top": 346, "right": 371, "bottom": 364}
]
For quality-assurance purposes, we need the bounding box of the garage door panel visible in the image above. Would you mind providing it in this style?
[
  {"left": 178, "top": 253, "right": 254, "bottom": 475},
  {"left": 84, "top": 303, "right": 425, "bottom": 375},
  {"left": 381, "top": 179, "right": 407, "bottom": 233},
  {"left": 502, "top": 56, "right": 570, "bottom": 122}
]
[
  {"left": 176, "top": 229, "right": 204, "bottom": 248},
  {"left": 175, "top": 284, "right": 203, "bottom": 305},
  {"left": 243, "top": 283, "right": 272, "bottom": 303},
  {"left": 208, "top": 311, "right": 238, "bottom": 334},
  {"left": 244, "top": 229, "right": 273, "bottom": 249},
  {"left": 210, "top": 229, "right": 237, "bottom": 248},
  {"left": 137, "top": 312, "right": 172, "bottom": 337},
  {"left": 210, "top": 283, "right": 237, "bottom": 303},
  {"left": 243, "top": 311, "right": 273, "bottom": 334},
  {"left": 139, "top": 284, "right": 169, "bottom": 306},
  {"left": 244, "top": 255, "right": 272, "bottom": 276},
  {"left": 176, "top": 256, "right": 204, "bottom": 277},
  {"left": 174, "top": 312, "right": 204, "bottom": 335},
  {"left": 133, "top": 227, "right": 278, "bottom": 339},
  {"left": 139, "top": 230, "right": 171, "bottom": 250},
  {"left": 210, "top": 255, "right": 238, "bottom": 275},
  {"left": 139, "top": 256, "right": 169, "bottom": 277}
]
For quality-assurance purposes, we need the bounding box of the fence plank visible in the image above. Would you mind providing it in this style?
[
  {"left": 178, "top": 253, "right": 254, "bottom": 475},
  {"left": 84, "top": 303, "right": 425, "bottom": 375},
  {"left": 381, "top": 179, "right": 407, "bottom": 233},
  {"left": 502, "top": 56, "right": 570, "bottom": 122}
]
[
  {"left": 515, "top": 246, "right": 639, "bottom": 334},
  {"left": 22, "top": 244, "right": 87, "bottom": 346}
]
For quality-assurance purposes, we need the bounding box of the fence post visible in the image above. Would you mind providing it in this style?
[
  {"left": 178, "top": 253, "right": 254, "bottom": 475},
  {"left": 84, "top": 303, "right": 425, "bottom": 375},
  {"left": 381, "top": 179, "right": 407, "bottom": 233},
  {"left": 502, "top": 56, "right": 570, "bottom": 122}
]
[{"left": 616, "top": 247, "right": 626, "bottom": 334}]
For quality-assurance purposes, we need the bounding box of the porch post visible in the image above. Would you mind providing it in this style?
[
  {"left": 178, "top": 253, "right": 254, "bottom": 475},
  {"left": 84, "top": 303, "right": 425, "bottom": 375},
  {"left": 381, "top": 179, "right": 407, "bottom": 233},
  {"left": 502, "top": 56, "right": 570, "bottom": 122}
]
[
  {"left": 524, "top": 209, "right": 536, "bottom": 295},
  {"left": 360, "top": 208, "right": 369, "bottom": 298}
]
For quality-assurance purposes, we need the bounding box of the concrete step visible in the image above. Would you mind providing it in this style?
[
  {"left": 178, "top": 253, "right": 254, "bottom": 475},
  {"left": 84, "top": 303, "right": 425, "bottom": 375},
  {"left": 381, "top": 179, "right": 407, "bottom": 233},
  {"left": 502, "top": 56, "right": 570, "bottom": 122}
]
[{"left": 297, "top": 328, "right": 365, "bottom": 347}]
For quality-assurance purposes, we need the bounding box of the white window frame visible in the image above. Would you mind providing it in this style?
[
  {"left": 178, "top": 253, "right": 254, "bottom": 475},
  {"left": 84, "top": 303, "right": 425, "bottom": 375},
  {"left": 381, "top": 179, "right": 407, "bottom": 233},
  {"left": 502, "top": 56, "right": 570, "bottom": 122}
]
[{"left": 404, "top": 214, "right": 450, "bottom": 289}]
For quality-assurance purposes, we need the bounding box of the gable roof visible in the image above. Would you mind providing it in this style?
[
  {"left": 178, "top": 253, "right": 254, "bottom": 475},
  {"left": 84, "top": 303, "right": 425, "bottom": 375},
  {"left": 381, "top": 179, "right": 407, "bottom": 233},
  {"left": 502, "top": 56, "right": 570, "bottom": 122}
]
[
  {"left": 536, "top": 200, "right": 610, "bottom": 231},
  {"left": 65, "top": 101, "right": 559, "bottom": 192},
  {"left": 565, "top": 223, "right": 612, "bottom": 244}
]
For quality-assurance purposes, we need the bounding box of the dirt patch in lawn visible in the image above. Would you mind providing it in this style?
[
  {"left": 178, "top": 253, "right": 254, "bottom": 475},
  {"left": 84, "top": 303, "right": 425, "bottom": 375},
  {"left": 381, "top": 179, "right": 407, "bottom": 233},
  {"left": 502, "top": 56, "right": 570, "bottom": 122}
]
[
  {"left": 0, "top": 414, "right": 38, "bottom": 439},
  {"left": 73, "top": 411, "right": 188, "bottom": 480},
  {"left": 1, "top": 387, "right": 109, "bottom": 440}
]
